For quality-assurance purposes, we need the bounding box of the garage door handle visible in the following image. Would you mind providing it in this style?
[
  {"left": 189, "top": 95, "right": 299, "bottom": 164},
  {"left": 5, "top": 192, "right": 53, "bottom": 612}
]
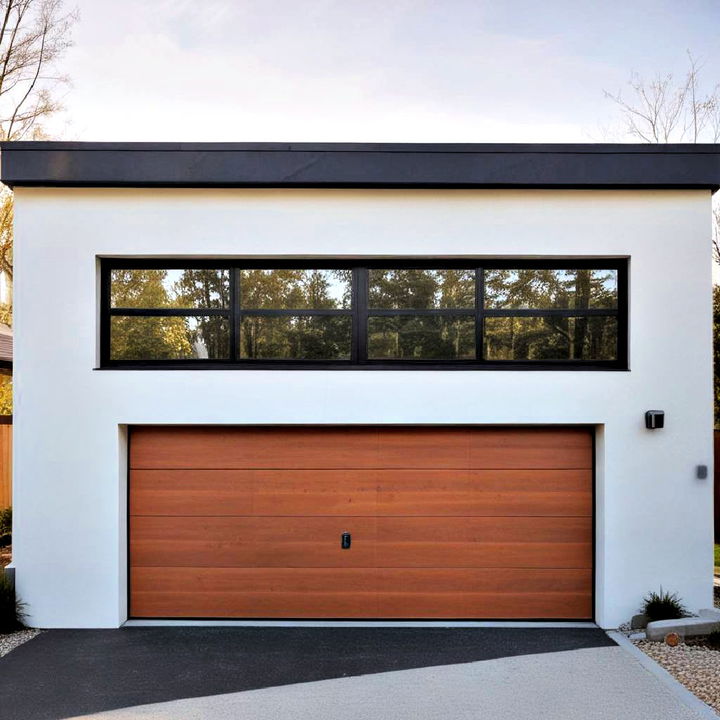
[{"left": 341, "top": 532, "right": 351, "bottom": 549}]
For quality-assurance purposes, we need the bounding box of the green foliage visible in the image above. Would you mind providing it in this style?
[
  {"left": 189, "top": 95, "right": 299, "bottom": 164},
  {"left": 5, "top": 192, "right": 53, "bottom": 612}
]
[
  {"left": 715, "top": 544, "right": 720, "bottom": 568},
  {"left": 109, "top": 266, "right": 621, "bottom": 362},
  {"left": 241, "top": 315, "right": 351, "bottom": 360},
  {"left": 240, "top": 269, "right": 347, "bottom": 310},
  {"left": 0, "top": 376, "right": 12, "bottom": 415},
  {"left": 366, "top": 270, "right": 475, "bottom": 359},
  {"left": 239, "top": 270, "right": 351, "bottom": 359},
  {"left": 641, "top": 588, "right": 689, "bottom": 621},
  {"left": 0, "top": 302, "right": 12, "bottom": 327},
  {"left": 0, "top": 570, "right": 24, "bottom": 633},
  {"left": 174, "top": 269, "right": 231, "bottom": 309},
  {"left": 110, "top": 269, "right": 201, "bottom": 360},
  {"left": 0, "top": 506, "right": 10, "bottom": 546},
  {"left": 368, "top": 269, "right": 474, "bottom": 309},
  {"left": 484, "top": 269, "right": 617, "bottom": 361}
]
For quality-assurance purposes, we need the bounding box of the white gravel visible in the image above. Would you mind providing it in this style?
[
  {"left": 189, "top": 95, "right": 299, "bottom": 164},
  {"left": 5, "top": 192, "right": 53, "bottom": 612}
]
[
  {"left": 634, "top": 639, "right": 720, "bottom": 714},
  {"left": 0, "top": 628, "right": 40, "bottom": 658}
]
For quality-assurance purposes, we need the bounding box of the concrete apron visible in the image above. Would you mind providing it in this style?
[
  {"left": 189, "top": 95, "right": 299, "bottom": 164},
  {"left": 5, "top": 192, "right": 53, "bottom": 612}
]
[{"left": 66, "top": 642, "right": 711, "bottom": 720}]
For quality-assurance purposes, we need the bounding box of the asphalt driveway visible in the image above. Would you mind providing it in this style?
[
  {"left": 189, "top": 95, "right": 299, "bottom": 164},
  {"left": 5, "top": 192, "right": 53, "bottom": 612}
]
[{"left": 0, "top": 627, "right": 708, "bottom": 720}]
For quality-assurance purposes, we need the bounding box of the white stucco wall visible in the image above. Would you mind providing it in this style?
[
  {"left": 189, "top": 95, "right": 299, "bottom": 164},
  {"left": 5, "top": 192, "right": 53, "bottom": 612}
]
[{"left": 10, "top": 187, "right": 715, "bottom": 629}]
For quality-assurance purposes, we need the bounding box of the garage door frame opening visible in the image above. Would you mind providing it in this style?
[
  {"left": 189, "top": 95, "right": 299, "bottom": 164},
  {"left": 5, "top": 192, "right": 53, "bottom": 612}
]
[{"left": 127, "top": 425, "right": 595, "bottom": 623}]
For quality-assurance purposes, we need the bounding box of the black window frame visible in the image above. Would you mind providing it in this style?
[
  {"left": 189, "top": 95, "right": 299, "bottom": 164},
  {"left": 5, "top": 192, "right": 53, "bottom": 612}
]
[{"left": 100, "top": 258, "right": 628, "bottom": 370}]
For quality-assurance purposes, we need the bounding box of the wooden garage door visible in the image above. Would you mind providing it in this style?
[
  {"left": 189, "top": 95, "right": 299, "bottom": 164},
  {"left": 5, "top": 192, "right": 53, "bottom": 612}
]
[{"left": 129, "top": 426, "right": 593, "bottom": 619}]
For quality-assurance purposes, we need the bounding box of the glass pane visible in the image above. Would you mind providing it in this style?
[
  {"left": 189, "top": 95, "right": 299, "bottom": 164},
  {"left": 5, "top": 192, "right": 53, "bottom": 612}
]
[
  {"left": 110, "top": 316, "right": 229, "bottom": 360},
  {"left": 240, "top": 315, "right": 352, "bottom": 360},
  {"left": 484, "top": 316, "right": 617, "bottom": 361},
  {"left": 368, "top": 315, "right": 475, "bottom": 360},
  {"left": 484, "top": 269, "right": 617, "bottom": 309},
  {"left": 111, "top": 269, "right": 230, "bottom": 309},
  {"left": 240, "top": 270, "right": 351, "bottom": 309},
  {"left": 369, "top": 269, "right": 475, "bottom": 309}
]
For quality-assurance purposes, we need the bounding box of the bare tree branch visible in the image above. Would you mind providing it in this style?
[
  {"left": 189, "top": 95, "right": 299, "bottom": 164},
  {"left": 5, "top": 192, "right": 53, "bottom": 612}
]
[
  {"left": 604, "top": 54, "right": 720, "bottom": 145},
  {"left": 0, "top": 0, "right": 77, "bottom": 333},
  {"left": 6, "top": 12, "right": 46, "bottom": 139},
  {"left": 605, "top": 54, "right": 720, "bottom": 268},
  {"left": 0, "top": 0, "right": 76, "bottom": 140}
]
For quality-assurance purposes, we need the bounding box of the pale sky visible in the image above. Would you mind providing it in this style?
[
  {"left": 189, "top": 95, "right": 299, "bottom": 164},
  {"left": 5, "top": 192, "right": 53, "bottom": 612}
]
[{"left": 45, "top": 0, "right": 720, "bottom": 143}]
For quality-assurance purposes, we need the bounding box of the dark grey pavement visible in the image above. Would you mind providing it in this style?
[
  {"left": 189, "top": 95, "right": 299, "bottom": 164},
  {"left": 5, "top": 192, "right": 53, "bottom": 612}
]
[{"left": 0, "top": 627, "right": 616, "bottom": 720}]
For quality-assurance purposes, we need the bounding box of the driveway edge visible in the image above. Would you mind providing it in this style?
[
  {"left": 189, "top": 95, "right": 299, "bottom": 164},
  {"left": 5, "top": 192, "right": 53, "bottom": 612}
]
[{"left": 607, "top": 631, "right": 718, "bottom": 719}]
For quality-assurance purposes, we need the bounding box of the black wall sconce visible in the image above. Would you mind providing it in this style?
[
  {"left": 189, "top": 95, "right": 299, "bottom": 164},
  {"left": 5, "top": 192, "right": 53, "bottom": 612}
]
[{"left": 645, "top": 410, "right": 665, "bottom": 429}]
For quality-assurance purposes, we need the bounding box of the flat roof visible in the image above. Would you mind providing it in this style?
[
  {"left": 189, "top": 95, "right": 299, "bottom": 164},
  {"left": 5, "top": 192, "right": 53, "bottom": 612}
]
[{"left": 1, "top": 142, "right": 719, "bottom": 190}]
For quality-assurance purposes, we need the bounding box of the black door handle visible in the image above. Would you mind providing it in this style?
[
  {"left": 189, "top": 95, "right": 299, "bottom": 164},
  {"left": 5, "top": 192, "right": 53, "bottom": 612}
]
[{"left": 341, "top": 532, "right": 351, "bottom": 549}]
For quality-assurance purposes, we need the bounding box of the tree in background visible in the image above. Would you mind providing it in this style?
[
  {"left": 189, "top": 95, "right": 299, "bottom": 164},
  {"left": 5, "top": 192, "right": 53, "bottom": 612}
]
[
  {"left": 109, "top": 270, "right": 194, "bottom": 360},
  {"left": 605, "top": 54, "right": 720, "bottom": 262},
  {"left": 239, "top": 270, "right": 351, "bottom": 360},
  {"left": 0, "top": 0, "right": 76, "bottom": 310},
  {"left": 606, "top": 55, "right": 720, "bottom": 423},
  {"left": 604, "top": 53, "right": 720, "bottom": 145},
  {"left": 367, "top": 270, "right": 475, "bottom": 360},
  {"left": 0, "top": 0, "right": 77, "bottom": 412},
  {"left": 0, "top": 191, "right": 11, "bottom": 326},
  {"left": 483, "top": 269, "right": 617, "bottom": 361},
  {"left": 0, "top": 0, "right": 76, "bottom": 142}
]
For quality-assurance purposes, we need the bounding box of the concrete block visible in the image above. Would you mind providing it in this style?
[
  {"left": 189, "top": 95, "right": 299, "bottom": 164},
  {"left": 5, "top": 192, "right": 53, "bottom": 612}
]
[{"left": 646, "top": 616, "right": 720, "bottom": 642}]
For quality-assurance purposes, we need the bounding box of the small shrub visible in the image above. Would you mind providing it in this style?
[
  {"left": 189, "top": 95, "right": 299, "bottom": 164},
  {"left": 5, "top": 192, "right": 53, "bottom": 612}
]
[
  {"left": 0, "top": 506, "right": 10, "bottom": 546},
  {"left": 641, "top": 588, "right": 689, "bottom": 621},
  {"left": 0, "top": 570, "right": 25, "bottom": 633},
  {"left": 706, "top": 626, "right": 720, "bottom": 649}
]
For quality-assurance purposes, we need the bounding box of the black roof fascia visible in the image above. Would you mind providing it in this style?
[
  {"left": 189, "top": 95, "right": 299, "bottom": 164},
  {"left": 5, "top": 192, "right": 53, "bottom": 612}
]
[{"left": 1, "top": 142, "right": 719, "bottom": 191}]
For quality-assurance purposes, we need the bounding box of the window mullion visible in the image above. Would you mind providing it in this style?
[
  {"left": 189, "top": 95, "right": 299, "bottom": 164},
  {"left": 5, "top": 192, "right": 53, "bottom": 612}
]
[
  {"left": 100, "top": 264, "right": 111, "bottom": 366},
  {"left": 355, "top": 268, "right": 369, "bottom": 362},
  {"left": 108, "top": 308, "right": 228, "bottom": 316},
  {"left": 230, "top": 267, "right": 239, "bottom": 362},
  {"left": 476, "top": 268, "right": 484, "bottom": 363}
]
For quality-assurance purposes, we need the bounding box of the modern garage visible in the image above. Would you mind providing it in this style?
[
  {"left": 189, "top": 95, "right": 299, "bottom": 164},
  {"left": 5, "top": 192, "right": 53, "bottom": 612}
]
[{"left": 1, "top": 142, "right": 715, "bottom": 628}]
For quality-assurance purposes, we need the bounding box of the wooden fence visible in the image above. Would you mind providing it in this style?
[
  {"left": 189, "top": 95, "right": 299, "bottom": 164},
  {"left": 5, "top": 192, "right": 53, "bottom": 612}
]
[
  {"left": 0, "top": 419, "right": 10, "bottom": 508},
  {"left": 716, "top": 431, "right": 720, "bottom": 543}
]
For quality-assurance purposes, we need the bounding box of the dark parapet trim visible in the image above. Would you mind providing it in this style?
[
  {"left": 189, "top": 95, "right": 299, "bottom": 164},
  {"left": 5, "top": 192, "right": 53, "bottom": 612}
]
[{"left": 1, "top": 142, "right": 719, "bottom": 190}]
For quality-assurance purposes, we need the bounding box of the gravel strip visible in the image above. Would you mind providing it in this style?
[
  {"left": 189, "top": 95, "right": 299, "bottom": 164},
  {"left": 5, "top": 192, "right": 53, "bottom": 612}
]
[
  {"left": 634, "top": 639, "right": 720, "bottom": 714},
  {"left": 0, "top": 628, "right": 40, "bottom": 658}
]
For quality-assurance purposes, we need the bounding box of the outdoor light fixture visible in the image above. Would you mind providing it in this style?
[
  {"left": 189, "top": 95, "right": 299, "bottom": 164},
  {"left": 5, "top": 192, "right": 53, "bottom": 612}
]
[{"left": 645, "top": 410, "right": 665, "bottom": 430}]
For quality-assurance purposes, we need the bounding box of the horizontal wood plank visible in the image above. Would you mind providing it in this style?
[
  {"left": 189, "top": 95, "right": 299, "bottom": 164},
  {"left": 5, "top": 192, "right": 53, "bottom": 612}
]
[
  {"left": 131, "top": 468, "right": 592, "bottom": 517},
  {"left": 131, "top": 516, "right": 377, "bottom": 568},
  {"left": 376, "top": 469, "right": 591, "bottom": 516},
  {"left": 131, "top": 567, "right": 592, "bottom": 619},
  {"left": 468, "top": 429, "right": 592, "bottom": 469},
  {"left": 130, "top": 427, "right": 593, "bottom": 470},
  {"left": 376, "top": 516, "right": 591, "bottom": 569},
  {"left": 131, "top": 516, "right": 591, "bottom": 569},
  {"left": 130, "top": 427, "right": 383, "bottom": 470}
]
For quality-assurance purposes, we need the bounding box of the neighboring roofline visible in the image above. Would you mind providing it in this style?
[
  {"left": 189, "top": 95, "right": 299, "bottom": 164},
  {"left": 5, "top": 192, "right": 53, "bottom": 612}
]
[{"left": 1, "top": 142, "right": 719, "bottom": 191}]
